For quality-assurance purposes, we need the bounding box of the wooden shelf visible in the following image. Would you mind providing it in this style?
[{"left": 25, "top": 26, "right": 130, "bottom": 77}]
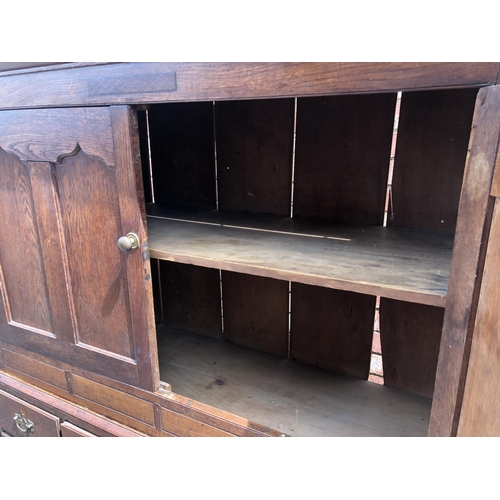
[
  {"left": 147, "top": 205, "right": 454, "bottom": 307},
  {"left": 157, "top": 326, "right": 432, "bottom": 437}
]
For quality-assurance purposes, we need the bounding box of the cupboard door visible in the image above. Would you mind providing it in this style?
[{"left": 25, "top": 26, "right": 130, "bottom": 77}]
[{"left": 0, "top": 106, "right": 159, "bottom": 391}]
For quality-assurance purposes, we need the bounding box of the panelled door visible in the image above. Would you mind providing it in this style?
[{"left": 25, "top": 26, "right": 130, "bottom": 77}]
[{"left": 0, "top": 106, "right": 159, "bottom": 391}]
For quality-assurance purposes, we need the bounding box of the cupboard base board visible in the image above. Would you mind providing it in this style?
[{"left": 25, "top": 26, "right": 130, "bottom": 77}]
[{"left": 157, "top": 326, "right": 431, "bottom": 437}]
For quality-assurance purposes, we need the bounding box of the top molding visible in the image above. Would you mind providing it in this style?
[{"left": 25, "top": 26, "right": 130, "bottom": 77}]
[{"left": 0, "top": 62, "right": 499, "bottom": 110}]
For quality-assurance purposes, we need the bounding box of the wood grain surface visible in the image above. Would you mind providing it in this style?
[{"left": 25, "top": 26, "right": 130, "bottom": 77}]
[
  {"left": 291, "top": 284, "right": 376, "bottom": 379},
  {"left": 146, "top": 207, "right": 453, "bottom": 307},
  {"left": 0, "top": 107, "right": 114, "bottom": 164},
  {"left": 215, "top": 98, "right": 295, "bottom": 215},
  {"left": 389, "top": 88, "right": 478, "bottom": 231},
  {"left": 294, "top": 93, "right": 395, "bottom": 224},
  {"left": 429, "top": 85, "right": 500, "bottom": 436},
  {"left": 457, "top": 198, "right": 500, "bottom": 436},
  {"left": 148, "top": 102, "right": 216, "bottom": 208},
  {"left": 380, "top": 299, "right": 444, "bottom": 398},
  {"left": 222, "top": 272, "right": 289, "bottom": 357},
  {"left": 160, "top": 261, "right": 222, "bottom": 339},
  {"left": 0, "top": 62, "right": 497, "bottom": 109}
]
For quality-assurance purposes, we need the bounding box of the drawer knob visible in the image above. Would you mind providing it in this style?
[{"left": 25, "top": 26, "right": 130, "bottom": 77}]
[
  {"left": 13, "top": 411, "right": 35, "bottom": 434},
  {"left": 117, "top": 232, "right": 140, "bottom": 252}
]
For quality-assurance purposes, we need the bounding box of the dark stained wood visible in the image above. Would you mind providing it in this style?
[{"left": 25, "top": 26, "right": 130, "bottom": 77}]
[
  {"left": 379, "top": 299, "right": 444, "bottom": 398},
  {"left": 0, "top": 108, "right": 114, "bottom": 164},
  {"left": 160, "top": 261, "right": 222, "bottom": 339},
  {"left": 148, "top": 102, "right": 216, "bottom": 209},
  {"left": 0, "top": 63, "right": 497, "bottom": 109},
  {"left": 0, "top": 373, "right": 145, "bottom": 436},
  {"left": 429, "top": 85, "right": 500, "bottom": 437},
  {"left": 60, "top": 421, "right": 97, "bottom": 437},
  {"left": 0, "top": 149, "right": 52, "bottom": 332},
  {"left": 0, "top": 389, "right": 60, "bottom": 437},
  {"left": 137, "top": 109, "right": 153, "bottom": 204},
  {"left": 215, "top": 99, "right": 295, "bottom": 215},
  {"left": 294, "top": 93, "right": 396, "bottom": 224},
  {"left": 457, "top": 198, "right": 500, "bottom": 436},
  {"left": 29, "top": 161, "right": 76, "bottom": 343},
  {"left": 389, "top": 88, "right": 478, "bottom": 232},
  {"left": 147, "top": 208, "right": 453, "bottom": 307},
  {"left": 150, "top": 258, "right": 163, "bottom": 324},
  {"left": 222, "top": 272, "right": 289, "bottom": 357},
  {"left": 0, "top": 340, "right": 279, "bottom": 436},
  {"left": 56, "top": 149, "right": 134, "bottom": 357},
  {"left": 110, "top": 106, "right": 160, "bottom": 392},
  {"left": 72, "top": 374, "right": 155, "bottom": 426},
  {"left": 1, "top": 348, "right": 68, "bottom": 390},
  {"left": 290, "top": 284, "right": 375, "bottom": 379}
]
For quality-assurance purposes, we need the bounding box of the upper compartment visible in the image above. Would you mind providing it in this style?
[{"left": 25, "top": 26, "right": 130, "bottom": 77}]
[{"left": 141, "top": 88, "right": 478, "bottom": 307}]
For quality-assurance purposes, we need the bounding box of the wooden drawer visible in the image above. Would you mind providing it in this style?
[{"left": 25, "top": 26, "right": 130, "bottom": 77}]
[
  {"left": 60, "top": 421, "right": 96, "bottom": 437},
  {"left": 0, "top": 389, "right": 60, "bottom": 437}
]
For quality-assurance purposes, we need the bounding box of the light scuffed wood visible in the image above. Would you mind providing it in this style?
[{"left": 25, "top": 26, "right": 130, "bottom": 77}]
[
  {"left": 147, "top": 207, "right": 453, "bottom": 307},
  {"left": 157, "top": 326, "right": 431, "bottom": 437}
]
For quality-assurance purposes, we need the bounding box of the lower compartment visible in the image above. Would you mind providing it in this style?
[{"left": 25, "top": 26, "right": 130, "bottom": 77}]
[{"left": 157, "top": 326, "right": 431, "bottom": 437}]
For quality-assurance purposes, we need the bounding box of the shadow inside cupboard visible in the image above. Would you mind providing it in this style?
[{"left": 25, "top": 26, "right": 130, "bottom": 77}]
[{"left": 137, "top": 88, "right": 478, "bottom": 436}]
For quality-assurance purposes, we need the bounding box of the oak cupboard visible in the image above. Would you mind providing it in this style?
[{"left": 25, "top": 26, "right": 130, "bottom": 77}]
[{"left": 0, "top": 62, "right": 499, "bottom": 437}]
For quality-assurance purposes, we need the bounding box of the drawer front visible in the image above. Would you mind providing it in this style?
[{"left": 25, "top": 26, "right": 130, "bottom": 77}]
[
  {"left": 60, "top": 421, "right": 96, "bottom": 437},
  {"left": 0, "top": 390, "right": 60, "bottom": 437}
]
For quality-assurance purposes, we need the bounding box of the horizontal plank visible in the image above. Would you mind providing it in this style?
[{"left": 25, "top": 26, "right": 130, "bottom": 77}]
[
  {"left": 0, "top": 107, "right": 114, "bottom": 164},
  {"left": 146, "top": 206, "right": 454, "bottom": 307},
  {"left": 0, "top": 63, "right": 497, "bottom": 109},
  {"left": 158, "top": 326, "right": 431, "bottom": 437}
]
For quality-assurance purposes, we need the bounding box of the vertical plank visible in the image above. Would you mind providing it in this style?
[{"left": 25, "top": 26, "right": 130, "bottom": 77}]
[
  {"left": 28, "top": 162, "right": 76, "bottom": 343},
  {"left": 150, "top": 258, "right": 163, "bottom": 325},
  {"left": 429, "top": 85, "right": 500, "bottom": 437},
  {"left": 137, "top": 109, "right": 152, "bottom": 204},
  {"left": 222, "top": 272, "right": 289, "bottom": 357},
  {"left": 56, "top": 148, "right": 133, "bottom": 357},
  {"left": 389, "top": 88, "right": 478, "bottom": 232},
  {"left": 148, "top": 102, "right": 216, "bottom": 209},
  {"left": 111, "top": 106, "right": 160, "bottom": 391},
  {"left": 458, "top": 198, "right": 500, "bottom": 436},
  {"left": 0, "top": 148, "right": 52, "bottom": 332},
  {"left": 379, "top": 299, "right": 444, "bottom": 398},
  {"left": 290, "top": 283, "right": 376, "bottom": 379},
  {"left": 215, "top": 98, "right": 295, "bottom": 215},
  {"left": 161, "top": 261, "right": 222, "bottom": 339},
  {"left": 293, "top": 93, "right": 396, "bottom": 224}
]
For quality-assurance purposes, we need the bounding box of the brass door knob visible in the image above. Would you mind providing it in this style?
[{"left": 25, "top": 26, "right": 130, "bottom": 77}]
[{"left": 117, "top": 232, "right": 140, "bottom": 252}]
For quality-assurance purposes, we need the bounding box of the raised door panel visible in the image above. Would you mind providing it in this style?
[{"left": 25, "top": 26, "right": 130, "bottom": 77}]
[{"left": 0, "top": 107, "right": 158, "bottom": 391}]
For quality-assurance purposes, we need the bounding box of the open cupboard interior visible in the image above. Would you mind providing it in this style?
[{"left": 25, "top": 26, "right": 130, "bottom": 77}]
[{"left": 135, "top": 87, "right": 479, "bottom": 436}]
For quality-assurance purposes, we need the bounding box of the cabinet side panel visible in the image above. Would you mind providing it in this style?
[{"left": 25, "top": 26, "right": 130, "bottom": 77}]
[
  {"left": 0, "top": 149, "right": 52, "bottom": 332},
  {"left": 389, "top": 88, "right": 478, "bottom": 232},
  {"left": 56, "top": 150, "right": 134, "bottom": 358},
  {"left": 290, "top": 283, "right": 376, "bottom": 379},
  {"left": 215, "top": 99, "right": 295, "bottom": 216},
  {"left": 222, "top": 272, "right": 289, "bottom": 357},
  {"left": 293, "top": 93, "right": 396, "bottom": 224},
  {"left": 457, "top": 198, "right": 500, "bottom": 436},
  {"left": 379, "top": 299, "right": 444, "bottom": 398},
  {"left": 148, "top": 102, "right": 216, "bottom": 209},
  {"left": 160, "top": 261, "right": 222, "bottom": 339}
]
